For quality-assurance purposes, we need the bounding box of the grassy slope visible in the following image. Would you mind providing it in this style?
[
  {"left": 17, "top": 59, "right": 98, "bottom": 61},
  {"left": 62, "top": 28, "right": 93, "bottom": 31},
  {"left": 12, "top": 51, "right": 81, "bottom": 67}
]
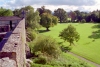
[{"left": 39, "top": 23, "right": 100, "bottom": 64}]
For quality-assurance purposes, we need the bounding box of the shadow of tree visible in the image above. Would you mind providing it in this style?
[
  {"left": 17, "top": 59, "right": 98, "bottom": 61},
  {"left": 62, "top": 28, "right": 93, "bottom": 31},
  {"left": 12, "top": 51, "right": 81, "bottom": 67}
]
[
  {"left": 88, "top": 24, "right": 100, "bottom": 39},
  {"left": 88, "top": 30, "right": 100, "bottom": 39},
  {"left": 92, "top": 24, "right": 100, "bottom": 28},
  {"left": 38, "top": 30, "right": 50, "bottom": 33}
]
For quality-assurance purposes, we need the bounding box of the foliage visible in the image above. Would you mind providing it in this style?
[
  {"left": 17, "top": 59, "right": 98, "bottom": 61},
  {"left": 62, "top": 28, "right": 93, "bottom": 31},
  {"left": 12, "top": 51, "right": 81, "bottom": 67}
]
[
  {"left": 31, "top": 53, "right": 94, "bottom": 67},
  {"left": 26, "top": 10, "right": 41, "bottom": 29},
  {"left": 32, "top": 36, "right": 61, "bottom": 58},
  {"left": 59, "top": 25, "right": 80, "bottom": 46},
  {"left": 13, "top": 6, "right": 41, "bottom": 30},
  {"left": 37, "top": 6, "right": 52, "bottom": 15},
  {"left": 60, "top": 45, "right": 72, "bottom": 52},
  {"left": 40, "top": 13, "right": 58, "bottom": 31},
  {"left": 0, "top": 7, "right": 13, "bottom": 16},
  {"left": 34, "top": 56, "right": 47, "bottom": 64},
  {"left": 54, "top": 8, "right": 67, "bottom": 22},
  {"left": 26, "top": 28, "right": 37, "bottom": 42},
  {"left": 81, "top": 19, "right": 86, "bottom": 23},
  {"left": 69, "top": 11, "right": 76, "bottom": 21},
  {"left": 13, "top": 9, "right": 20, "bottom": 16},
  {"left": 52, "top": 16, "right": 58, "bottom": 26}
]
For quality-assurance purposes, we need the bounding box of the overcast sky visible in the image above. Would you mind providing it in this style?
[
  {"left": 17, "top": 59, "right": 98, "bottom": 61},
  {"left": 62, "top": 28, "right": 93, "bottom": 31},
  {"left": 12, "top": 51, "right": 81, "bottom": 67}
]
[{"left": 0, "top": 0, "right": 100, "bottom": 12}]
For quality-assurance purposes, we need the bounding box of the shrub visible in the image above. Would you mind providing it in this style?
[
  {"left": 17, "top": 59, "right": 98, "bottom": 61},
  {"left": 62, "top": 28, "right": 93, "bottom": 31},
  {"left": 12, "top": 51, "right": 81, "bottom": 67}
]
[
  {"left": 60, "top": 45, "right": 72, "bottom": 52},
  {"left": 32, "top": 36, "right": 61, "bottom": 58},
  {"left": 34, "top": 56, "right": 47, "bottom": 64},
  {"left": 81, "top": 19, "right": 86, "bottom": 23},
  {"left": 26, "top": 28, "right": 37, "bottom": 42}
]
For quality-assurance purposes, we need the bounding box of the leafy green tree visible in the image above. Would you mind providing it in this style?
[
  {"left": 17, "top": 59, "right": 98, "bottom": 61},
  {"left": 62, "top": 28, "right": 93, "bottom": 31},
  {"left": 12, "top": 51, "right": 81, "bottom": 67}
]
[
  {"left": 37, "top": 6, "right": 52, "bottom": 15},
  {"left": 41, "top": 13, "right": 58, "bottom": 31},
  {"left": 54, "top": 8, "right": 67, "bottom": 22},
  {"left": 26, "top": 10, "right": 40, "bottom": 30},
  {"left": 69, "top": 11, "right": 76, "bottom": 21},
  {"left": 13, "top": 9, "right": 20, "bottom": 16},
  {"left": 32, "top": 36, "right": 61, "bottom": 58},
  {"left": 3, "top": 9, "right": 13, "bottom": 16},
  {"left": 59, "top": 25, "right": 80, "bottom": 46},
  {"left": 0, "top": 7, "right": 13, "bottom": 16},
  {"left": 16, "top": 6, "right": 41, "bottom": 30}
]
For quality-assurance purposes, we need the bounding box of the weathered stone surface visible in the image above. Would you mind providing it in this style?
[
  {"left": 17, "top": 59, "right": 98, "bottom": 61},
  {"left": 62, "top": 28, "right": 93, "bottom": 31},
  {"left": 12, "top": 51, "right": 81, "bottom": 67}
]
[
  {"left": 26, "top": 59, "right": 33, "bottom": 67},
  {"left": 25, "top": 44, "right": 31, "bottom": 58},
  {"left": 0, "top": 57, "right": 16, "bottom": 67},
  {"left": 0, "top": 18, "right": 26, "bottom": 67}
]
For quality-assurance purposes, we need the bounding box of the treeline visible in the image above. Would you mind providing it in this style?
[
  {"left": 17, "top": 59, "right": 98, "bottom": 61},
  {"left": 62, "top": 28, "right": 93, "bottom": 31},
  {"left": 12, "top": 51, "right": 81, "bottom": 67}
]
[{"left": 1, "top": 6, "right": 100, "bottom": 23}]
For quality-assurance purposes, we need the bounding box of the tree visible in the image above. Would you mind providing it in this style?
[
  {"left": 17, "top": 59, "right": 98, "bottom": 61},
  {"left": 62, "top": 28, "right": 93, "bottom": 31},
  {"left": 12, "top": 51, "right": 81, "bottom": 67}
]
[
  {"left": 54, "top": 8, "right": 67, "bottom": 22},
  {"left": 32, "top": 36, "right": 61, "bottom": 58},
  {"left": 37, "top": 6, "right": 52, "bottom": 15},
  {"left": 59, "top": 25, "right": 80, "bottom": 46},
  {"left": 69, "top": 11, "right": 76, "bottom": 21},
  {"left": 26, "top": 10, "right": 40, "bottom": 29},
  {"left": 0, "top": 7, "right": 13, "bottom": 16},
  {"left": 16, "top": 6, "right": 41, "bottom": 30},
  {"left": 40, "top": 13, "right": 58, "bottom": 31},
  {"left": 13, "top": 9, "right": 20, "bottom": 16}
]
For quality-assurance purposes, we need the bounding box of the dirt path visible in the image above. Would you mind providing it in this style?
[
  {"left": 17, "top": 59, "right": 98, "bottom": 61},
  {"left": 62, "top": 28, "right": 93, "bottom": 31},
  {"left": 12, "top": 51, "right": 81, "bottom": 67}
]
[{"left": 68, "top": 52, "right": 100, "bottom": 67}]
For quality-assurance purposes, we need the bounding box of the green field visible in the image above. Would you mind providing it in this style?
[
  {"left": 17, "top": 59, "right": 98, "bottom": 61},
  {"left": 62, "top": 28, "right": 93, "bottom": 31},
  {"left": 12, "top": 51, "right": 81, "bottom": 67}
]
[{"left": 38, "top": 23, "right": 100, "bottom": 64}]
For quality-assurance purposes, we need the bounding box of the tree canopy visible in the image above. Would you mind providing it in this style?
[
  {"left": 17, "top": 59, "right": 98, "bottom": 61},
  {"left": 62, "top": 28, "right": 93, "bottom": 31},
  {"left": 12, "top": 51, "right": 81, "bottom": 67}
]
[
  {"left": 59, "top": 25, "right": 80, "bottom": 46},
  {"left": 40, "top": 13, "right": 58, "bottom": 31},
  {"left": 54, "top": 8, "right": 67, "bottom": 22},
  {"left": 0, "top": 7, "right": 13, "bottom": 16}
]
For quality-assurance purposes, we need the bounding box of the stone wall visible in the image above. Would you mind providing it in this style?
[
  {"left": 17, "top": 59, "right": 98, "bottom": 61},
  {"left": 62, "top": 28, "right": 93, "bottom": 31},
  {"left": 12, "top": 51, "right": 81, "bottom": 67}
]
[{"left": 0, "top": 18, "right": 26, "bottom": 67}]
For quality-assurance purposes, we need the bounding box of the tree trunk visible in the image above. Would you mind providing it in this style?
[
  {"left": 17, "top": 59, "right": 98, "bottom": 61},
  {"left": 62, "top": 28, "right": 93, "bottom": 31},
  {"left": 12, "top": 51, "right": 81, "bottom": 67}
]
[{"left": 46, "top": 27, "right": 49, "bottom": 31}]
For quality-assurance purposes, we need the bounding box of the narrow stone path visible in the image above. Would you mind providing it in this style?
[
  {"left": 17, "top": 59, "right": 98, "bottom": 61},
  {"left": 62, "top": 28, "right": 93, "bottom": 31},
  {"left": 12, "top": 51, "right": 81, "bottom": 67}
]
[{"left": 68, "top": 52, "right": 100, "bottom": 67}]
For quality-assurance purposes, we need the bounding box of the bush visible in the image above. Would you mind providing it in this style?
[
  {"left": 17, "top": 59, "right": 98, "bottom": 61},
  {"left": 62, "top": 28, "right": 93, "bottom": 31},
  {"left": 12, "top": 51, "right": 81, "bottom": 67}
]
[
  {"left": 34, "top": 56, "right": 47, "bottom": 64},
  {"left": 60, "top": 45, "right": 72, "bottom": 52},
  {"left": 32, "top": 36, "right": 61, "bottom": 58},
  {"left": 26, "top": 28, "right": 37, "bottom": 42}
]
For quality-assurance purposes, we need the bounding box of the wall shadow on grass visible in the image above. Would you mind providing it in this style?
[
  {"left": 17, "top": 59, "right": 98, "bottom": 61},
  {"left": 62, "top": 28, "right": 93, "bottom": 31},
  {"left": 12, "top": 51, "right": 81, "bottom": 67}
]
[
  {"left": 38, "top": 30, "right": 50, "bottom": 33},
  {"left": 88, "top": 24, "right": 100, "bottom": 39}
]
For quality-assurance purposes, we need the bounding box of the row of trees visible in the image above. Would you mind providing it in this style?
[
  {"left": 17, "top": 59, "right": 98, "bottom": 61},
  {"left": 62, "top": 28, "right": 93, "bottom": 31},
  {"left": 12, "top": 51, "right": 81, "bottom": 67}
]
[
  {"left": 1, "top": 6, "right": 100, "bottom": 31},
  {"left": 1, "top": 6, "right": 100, "bottom": 23}
]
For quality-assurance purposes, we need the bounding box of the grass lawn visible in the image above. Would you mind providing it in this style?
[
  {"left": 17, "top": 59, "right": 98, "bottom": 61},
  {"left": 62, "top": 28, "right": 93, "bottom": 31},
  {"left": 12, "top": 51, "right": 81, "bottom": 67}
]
[{"left": 38, "top": 23, "right": 100, "bottom": 65}]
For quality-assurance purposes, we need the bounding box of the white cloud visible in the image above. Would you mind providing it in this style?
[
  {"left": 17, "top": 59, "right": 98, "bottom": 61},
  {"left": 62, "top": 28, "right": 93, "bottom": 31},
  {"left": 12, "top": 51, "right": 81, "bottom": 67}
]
[{"left": 0, "top": 0, "right": 100, "bottom": 12}]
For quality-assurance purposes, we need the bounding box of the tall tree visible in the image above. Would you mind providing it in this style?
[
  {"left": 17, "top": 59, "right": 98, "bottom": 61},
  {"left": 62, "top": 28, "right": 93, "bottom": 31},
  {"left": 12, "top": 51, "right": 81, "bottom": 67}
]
[
  {"left": 69, "top": 11, "right": 76, "bottom": 21},
  {"left": 41, "top": 13, "right": 58, "bottom": 31},
  {"left": 0, "top": 7, "right": 13, "bottom": 16},
  {"left": 13, "top": 9, "right": 20, "bottom": 16},
  {"left": 59, "top": 25, "right": 80, "bottom": 46},
  {"left": 54, "top": 8, "right": 67, "bottom": 22},
  {"left": 26, "top": 10, "right": 40, "bottom": 29},
  {"left": 37, "top": 6, "right": 52, "bottom": 15}
]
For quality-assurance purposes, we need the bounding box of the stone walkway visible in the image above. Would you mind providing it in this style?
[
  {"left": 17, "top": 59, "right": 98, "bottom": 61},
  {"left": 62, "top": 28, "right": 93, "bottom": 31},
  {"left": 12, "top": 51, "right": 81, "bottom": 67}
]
[{"left": 68, "top": 52, "right": 100, "bottom": 67}]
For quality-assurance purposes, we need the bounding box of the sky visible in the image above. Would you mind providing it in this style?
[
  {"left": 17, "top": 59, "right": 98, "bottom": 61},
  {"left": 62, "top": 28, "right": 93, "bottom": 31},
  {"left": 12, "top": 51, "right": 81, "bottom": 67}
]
[{"left": 0, "top": 0, "right": 100, "bottom": 12}]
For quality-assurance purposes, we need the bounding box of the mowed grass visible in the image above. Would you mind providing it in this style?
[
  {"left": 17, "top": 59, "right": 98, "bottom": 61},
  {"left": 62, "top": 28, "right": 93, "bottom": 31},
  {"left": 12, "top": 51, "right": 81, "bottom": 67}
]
[{"left": 38, "top": 23, "right": 100, "bottom": 64}]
